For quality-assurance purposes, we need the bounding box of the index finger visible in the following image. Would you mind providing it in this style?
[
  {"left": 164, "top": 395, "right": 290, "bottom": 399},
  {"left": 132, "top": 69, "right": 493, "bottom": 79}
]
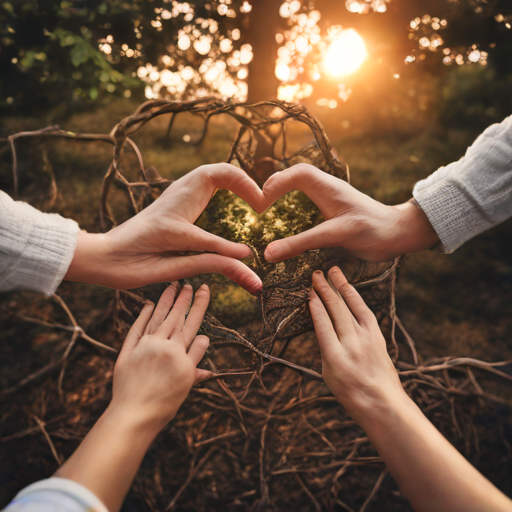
[
  {"left": 328, "top": 266, "right": 374, "bottom": 326},
  {"left": 262, "top": 164, "right": 348, "bottom": 218},
  {"left": 186, "top": 163, "right": 267, "bottom": 214},
  {"left": 312, "top": 270, "right": 357, "bottom": 338},
  {"left": 309, "top": 289, "right": 341, "bottom": 360},
  {"left": 182, "top": 285, "right": 210, "bottom": 344}
]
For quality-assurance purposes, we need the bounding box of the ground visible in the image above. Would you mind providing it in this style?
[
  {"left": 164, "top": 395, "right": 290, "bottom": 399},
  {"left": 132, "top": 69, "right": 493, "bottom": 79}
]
[{"left": 1, "top": 96, "right": 511, "bottom": 511}]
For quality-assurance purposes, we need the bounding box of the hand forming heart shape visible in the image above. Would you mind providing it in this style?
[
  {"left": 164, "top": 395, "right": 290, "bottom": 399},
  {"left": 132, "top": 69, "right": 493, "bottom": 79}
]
[
  {"left": 70, "top": 160, "right": 413, "bottom": 300},
  {"left": 184, "top": 162, "right": 402, "bottom": 354}
]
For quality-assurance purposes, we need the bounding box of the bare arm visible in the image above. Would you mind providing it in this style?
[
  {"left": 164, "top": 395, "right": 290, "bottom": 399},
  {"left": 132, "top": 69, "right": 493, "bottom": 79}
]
[
  {"left": 309, "top": 267, "right": 511, "bottom": 512},
  {"left": 53, "top": 284, "right": 211, "bottom": 512}
]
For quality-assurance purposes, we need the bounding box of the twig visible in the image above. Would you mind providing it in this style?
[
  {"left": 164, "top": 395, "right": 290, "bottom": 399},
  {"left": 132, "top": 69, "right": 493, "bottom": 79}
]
[
  {"left": 165, "top": 447, "right": 216, "bottom": 510},
  {"left": 359, "top": 468, "right": 388, "bottom": 512},
  {"left": 32, "top": 415, "right": 62, "bottom": 466}
]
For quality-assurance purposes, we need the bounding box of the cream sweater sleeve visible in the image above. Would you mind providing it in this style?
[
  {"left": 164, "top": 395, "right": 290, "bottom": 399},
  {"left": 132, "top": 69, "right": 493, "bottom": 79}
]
[
  {"left": 413, "top": 115, "right": 512, "bottom": 253},
  {"left": 3, "top": 477, "right": 108, "bottom": 512},
  {"left": 0, "top": 190, "right": 80, "bottom": 295}
]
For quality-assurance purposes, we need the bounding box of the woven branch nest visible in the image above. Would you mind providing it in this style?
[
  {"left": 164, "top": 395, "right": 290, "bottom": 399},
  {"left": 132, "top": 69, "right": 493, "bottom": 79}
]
[
  {"left": 6, "top": 99, "right": 403, "bottom": 378},
  {"left": 98, "top": 99, "right": 403, "bottom": 376}
]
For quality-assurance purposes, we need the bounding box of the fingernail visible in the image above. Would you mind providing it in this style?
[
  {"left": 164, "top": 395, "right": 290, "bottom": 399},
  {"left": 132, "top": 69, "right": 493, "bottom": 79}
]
[
  {"left": 313, "top": 270, "right": 323, "bottom": 275},
  {"left": 199, "top": 284, "right": 209, "bottom": 291},
  {"left": 329, "top": 266, "right": 341, "bottom": 274}
]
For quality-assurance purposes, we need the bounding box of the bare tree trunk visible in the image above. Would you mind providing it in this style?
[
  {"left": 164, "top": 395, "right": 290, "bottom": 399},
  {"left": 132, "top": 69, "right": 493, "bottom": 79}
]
[{"left": 246, "top": 0, "right": 280, "bottom": 103}]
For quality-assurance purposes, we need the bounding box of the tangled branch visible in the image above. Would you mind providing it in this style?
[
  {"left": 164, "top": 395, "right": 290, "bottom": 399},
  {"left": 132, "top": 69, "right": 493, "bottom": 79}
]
[{"left": 2, "top": 99, "right": 511, "bottom": 511}]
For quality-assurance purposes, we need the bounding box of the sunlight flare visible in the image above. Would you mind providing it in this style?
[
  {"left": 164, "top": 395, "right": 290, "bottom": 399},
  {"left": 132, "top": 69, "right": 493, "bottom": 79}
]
[{"left": 324, "top": 29, "right": 368, "bottom": 77}]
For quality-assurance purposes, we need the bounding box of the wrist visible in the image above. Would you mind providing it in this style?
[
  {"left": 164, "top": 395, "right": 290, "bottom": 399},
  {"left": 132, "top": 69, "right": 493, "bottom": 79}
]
[
  {"left": 392, "top": 199, "right": 440, "bottom": 255},
  {"left": 106, "top": 399, "right": 176, "bottom": 439},
  {"left": 102, "top": 402, "right": 165, "bottom": 442},
  {"left": 349, "top": 386, "right": 415, "bottom": 429},
  {"left": 64, "top": 231, "right": 112, "bottom": 286}
]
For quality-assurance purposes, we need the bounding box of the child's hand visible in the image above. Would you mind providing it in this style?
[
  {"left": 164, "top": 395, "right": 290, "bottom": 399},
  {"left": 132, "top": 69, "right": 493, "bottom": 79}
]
[
  {"left": 110, "top": 283, "right": 211, "bottom": 431},
  {"left": 310, "top": 267, "right": 405, "bottom": 420}
]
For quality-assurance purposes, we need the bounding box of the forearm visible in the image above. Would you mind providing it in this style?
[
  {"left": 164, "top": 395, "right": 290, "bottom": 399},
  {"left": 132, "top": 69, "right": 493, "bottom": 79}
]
[
  {"left": 55, "top": 405, "right": 159, "bottom": 512},
  {"left": 355, "top": 392, "right": 511, "bottom": 512},
  {"left": 0, "top": 190, "right": 80, "bottom": 295}
]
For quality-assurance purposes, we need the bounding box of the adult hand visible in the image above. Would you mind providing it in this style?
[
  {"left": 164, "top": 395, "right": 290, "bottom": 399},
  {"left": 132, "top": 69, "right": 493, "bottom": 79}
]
[
  {"left": 262, "top": 164, "right": 440, "bottom": 263},
  {"left": 65, "top": 164, "right": 267, "bottom": 294},
  {"left": 309, "top": 266, "right": 404, "bottom": 419},
  {"left": 309, "top": 267, "right": 512, "bottom": 512}
]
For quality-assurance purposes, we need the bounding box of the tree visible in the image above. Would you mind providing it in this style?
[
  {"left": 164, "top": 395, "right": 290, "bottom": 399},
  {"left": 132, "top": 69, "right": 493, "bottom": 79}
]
[
  {"left": 1, "top": 0, "right": 510, "bottom": 117},
  {"left": 245, "top": 0, "right": 280, "bottom": 102}
]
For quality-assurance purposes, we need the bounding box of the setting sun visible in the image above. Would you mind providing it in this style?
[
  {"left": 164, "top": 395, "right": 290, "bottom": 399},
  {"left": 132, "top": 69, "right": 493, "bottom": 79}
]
[{"left": 324, "top": 28, "right": 368, "bottom": 77}]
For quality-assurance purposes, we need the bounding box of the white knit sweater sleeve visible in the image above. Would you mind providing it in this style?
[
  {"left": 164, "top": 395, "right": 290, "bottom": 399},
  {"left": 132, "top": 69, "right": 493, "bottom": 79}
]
[
  {"left": 0, "top": 190, "right": 80, "bottom": 295},
  {"left": 413, "top": 115, "right": 512, "bottom": 253},
  {"left": 3, "top": 477, "right": 108, "bottom": 512}
]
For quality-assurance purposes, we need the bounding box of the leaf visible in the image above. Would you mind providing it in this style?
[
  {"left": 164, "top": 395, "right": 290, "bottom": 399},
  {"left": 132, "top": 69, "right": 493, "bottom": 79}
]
[
  {"left": 2, "top": 2, "right": 14, "bottom": 13},
  {"left": 70, "top": 42, "right": 90, "bottom": 67},
  {"left": 89, "top": 87, "right": 98, "bottom": 100},
  {"left": 20, "top": 50, "right": 36, "bottom": 68}
]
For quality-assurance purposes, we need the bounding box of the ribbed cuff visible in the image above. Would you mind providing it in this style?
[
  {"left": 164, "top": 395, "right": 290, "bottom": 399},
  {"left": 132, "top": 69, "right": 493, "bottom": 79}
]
[
  {"left": 1, "top": 216, "right": 80, "bottom": 295},
  {"left": 0, "top": 191, "right": 80, "bottom": 295},
  {"left": 413, "top": 178, "right": 491, "bottom": 254}
]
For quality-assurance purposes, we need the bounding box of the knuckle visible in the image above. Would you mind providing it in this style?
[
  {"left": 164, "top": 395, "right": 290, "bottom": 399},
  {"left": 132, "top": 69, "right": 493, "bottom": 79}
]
[{"left": 343, "top": 283, "right": 358, "bottom": 298}]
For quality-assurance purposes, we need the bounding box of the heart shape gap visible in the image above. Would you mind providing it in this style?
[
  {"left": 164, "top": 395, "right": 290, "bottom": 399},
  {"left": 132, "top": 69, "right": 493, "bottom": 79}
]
[{"left": 193, "top": 186, "right": 399, "bottom": 364}]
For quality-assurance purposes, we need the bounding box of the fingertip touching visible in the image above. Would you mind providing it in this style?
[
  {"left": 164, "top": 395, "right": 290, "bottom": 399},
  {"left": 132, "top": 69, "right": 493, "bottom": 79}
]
[
  {"left": 327, "top": 267, "right": 352, "bottom": 293},
  {"left": 263, "top": 241, "right": 279, "bottom": 263}
]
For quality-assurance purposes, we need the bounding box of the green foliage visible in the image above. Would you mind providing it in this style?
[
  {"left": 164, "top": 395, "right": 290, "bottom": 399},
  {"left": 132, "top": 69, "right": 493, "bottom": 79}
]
[
  {"left": 0, "top": 0, "right": 147, "bottom": 113},
  {"left": 0, "top": 0, "right": 247, "bottom": 116}
]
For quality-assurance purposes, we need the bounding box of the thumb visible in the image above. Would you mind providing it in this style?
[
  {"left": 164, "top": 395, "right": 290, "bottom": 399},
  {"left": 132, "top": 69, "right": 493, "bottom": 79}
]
[
  {"left": 188, "top": 335, "right": 210, "bottom": 366},
  {"left": 265, "top": 220, "right": 338, "bottom": 263},
  {"left": 193, "top": 368, "right": 214, "bottom": 386},
  {"left": 188, "top": 225, "right": 252, "bottom": 260}
]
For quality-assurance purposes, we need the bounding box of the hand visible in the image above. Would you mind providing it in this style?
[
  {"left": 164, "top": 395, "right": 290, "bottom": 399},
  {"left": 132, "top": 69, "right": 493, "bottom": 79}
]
[
  {"left": 262, "top": 164, "right": 440, "bottom": 263},
  {"left": 309, "top": 267, "right": 512, "bottom": 512},
  {"left": 309, "top": 266, "right": 405, "bottom": 420},
  {"left": 54, "top": 283, "right": 211, "bottom": 511},
  {"left": 110, "top": 283, "right": 211, "bottom": 430},
  {"left": 65, "top": 164, "right": 267, "bottom": 294}
]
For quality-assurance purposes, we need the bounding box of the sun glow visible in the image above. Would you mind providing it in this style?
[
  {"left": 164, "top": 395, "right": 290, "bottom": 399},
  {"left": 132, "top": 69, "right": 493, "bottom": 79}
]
[{"left": 324, "top": 29, "right": 368, "bottom": 77}]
